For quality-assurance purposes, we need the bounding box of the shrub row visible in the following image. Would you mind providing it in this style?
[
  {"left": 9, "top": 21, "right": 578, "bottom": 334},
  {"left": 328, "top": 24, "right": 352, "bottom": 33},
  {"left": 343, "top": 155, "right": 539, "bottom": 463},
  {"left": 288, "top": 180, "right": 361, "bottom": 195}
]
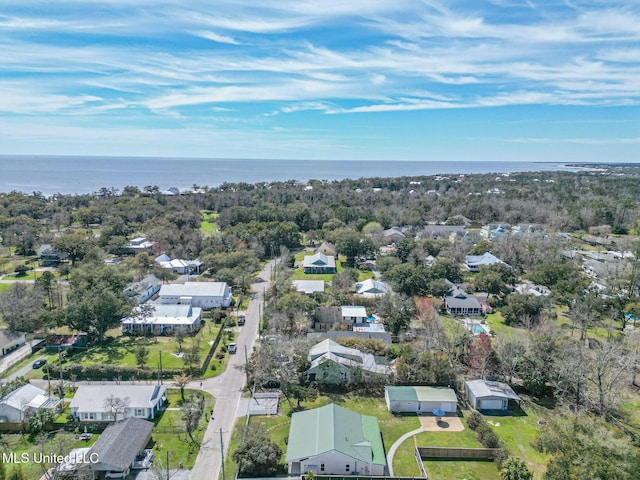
[
  {"left": 48, "top": 363, "right": 191, "bottom": 381},
  {"left": 466, "top": 410, "right": 509, "bottom": 466}
]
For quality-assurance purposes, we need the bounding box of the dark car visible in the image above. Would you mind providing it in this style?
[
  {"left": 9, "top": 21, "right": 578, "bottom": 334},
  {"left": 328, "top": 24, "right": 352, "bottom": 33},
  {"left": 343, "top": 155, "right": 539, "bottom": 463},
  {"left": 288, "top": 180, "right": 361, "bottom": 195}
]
[{"left": 32, "top": 359, "right": 47, "bottom": 369}]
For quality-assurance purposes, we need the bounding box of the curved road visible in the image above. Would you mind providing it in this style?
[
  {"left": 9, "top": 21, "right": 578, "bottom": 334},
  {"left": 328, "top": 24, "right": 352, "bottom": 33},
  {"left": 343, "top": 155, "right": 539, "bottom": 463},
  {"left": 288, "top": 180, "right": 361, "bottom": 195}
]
[{"left": 188, "top": 260, "right": 273, "bottom": 480}]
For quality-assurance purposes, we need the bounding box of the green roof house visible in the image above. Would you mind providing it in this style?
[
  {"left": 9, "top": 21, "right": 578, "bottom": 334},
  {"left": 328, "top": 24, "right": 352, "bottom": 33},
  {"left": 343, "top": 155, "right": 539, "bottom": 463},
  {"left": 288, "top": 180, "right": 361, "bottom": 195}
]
[
  {"left": 385, "top": 386, "right": 458, "bottom": 414},
  {"left": 285, "top": 403, "right": 387, "bottom": 476}
]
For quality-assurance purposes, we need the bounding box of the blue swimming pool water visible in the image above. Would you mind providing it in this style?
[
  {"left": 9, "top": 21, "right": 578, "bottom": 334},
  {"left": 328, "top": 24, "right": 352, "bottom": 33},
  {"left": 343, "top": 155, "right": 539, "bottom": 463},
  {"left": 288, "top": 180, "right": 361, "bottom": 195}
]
[{"left": 468, "top": 323, "right": 488, "bottom": 335}]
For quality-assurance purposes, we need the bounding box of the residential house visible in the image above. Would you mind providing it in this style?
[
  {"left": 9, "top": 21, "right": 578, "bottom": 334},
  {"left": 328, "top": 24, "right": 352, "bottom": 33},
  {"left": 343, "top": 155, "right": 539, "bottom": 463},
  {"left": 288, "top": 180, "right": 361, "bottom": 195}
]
[
  {"left": 0, "top": 384, "right": 62, "bottom": 424},
  {"left": 124, "top": 274, "right": 162, "bottom": 304},
  {"left": 0, "top": 330, "right": 26, "bottom": 356},
  {"left": 512, "top": 224, "right": 544, "bottom": 236},
  {"left": 158, "top": 281, "right": 232, "bottom": 308},
  {"left": 416, "top": 225, "right": 466, "bottom": 241},
  {"left": 385, "top": 386, "right": 458, "bottom": 414},
  {"left": 312, "top": 306, "right": 369, "bottom": 331},
  {"left": 382, "top": 227, "right": 406, "bottom": 245},
  {"left": 514, "top": 282, "right": 550, "bottom": 297},
  {"left": 315, "top": 241, "right": 337, "bottom": 256},
  {"left": 480, "top": 224, "right": 511, "bottom": 239},
  {"left": 81, "top": 417, "right": 154, "bottom": 479},
  {"left": 306, "top": 339, "right": 390, "bottom": 385},
  {"left": 286, "top": 403, "right": 387, "bottom": 476},
  {"left": 465, "top": 252, "right": 507, "bottom": 272},
  {"left": 465, "top": 379, "right": 521, "bottom": 412},
  {"left": 125, "top": 236, "right": 156, "bottom": 255},
  {"left": 307, "top": 330, "right": 393, "bottom": 345},
  {"left": 443, "top": 287, "right": 483, "bottom": 316},
  {"left": 37, "top": 244, "right": 68, "bottom": 266},
  {"left": 44, "top": 333, "right": 88, "bottom": 353},
  {"left": 121, "top": 304, "right": 203, "bottom": 335},
  {"left": 292, "top": 280, "right": 325, "bottom": 294},
  {"left": 303, "top": 252, "right": 336, "bottom": 274},
  {"left": 356, "top": 279, "right": 389, "bottom": 298},
  {"left": 70, "top": 385, "right": 167, "bottom": 422},
  {"left": 155, "top": 254, "right": 203, "bottom": 274}
]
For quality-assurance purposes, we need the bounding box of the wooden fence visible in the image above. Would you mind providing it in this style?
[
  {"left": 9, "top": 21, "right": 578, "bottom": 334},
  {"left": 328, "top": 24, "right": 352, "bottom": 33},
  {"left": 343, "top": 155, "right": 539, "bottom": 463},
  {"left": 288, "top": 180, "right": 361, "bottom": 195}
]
[{"left": 417, "top": 446, "right": 499, "bottom": 460}]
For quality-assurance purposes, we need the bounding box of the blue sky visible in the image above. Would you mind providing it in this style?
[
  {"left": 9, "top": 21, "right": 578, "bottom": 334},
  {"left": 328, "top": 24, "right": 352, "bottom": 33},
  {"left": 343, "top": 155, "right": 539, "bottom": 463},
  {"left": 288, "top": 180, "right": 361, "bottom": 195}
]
[{"left": 0, "top": 0, "right": 639, "bottom": 161}]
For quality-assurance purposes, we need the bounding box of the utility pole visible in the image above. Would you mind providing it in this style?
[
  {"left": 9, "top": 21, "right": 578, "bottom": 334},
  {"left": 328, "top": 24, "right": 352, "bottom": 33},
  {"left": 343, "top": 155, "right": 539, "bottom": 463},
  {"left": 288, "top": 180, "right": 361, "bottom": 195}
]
[
  {"left": 219, "top": 428, "right": 226, "bottom": 480},
  {"left": 166, "top": 450, "right": 169, "bottom": 480}
]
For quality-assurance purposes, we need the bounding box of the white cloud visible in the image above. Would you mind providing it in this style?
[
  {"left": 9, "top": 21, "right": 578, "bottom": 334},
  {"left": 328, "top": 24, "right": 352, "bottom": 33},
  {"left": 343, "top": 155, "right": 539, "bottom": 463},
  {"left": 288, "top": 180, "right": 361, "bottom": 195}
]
[{"left": 192, "top": 30, "right": 241, "bottom": 45}]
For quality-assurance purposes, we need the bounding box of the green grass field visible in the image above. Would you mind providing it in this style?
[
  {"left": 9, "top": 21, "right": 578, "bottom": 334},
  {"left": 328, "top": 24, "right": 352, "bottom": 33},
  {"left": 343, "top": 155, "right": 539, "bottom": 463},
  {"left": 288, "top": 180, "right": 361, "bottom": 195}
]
[{"left": 200, "top": 210, "right": 219, "bottom": 236}]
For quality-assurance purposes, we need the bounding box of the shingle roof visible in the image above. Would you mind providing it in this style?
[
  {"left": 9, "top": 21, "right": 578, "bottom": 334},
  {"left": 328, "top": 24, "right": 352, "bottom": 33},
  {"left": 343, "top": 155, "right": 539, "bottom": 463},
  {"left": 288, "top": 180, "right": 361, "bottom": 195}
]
[
  {"left": 0, "top": 330, "right": 24, "bottom": 347},
  {"left": 89, "top": 418, "right": 153, "bottom": 471},
  {"left": 303, "top": 252, "right": 336, "bottom": 268},
  {"left": 385, "top": 386, "right": 458, "bottom": 403},
  {"left": 444, "top": 288, "right": 482, "bottom": 310},
  {"left": 285, "top": 404, "right": 386, "bottom": 467},
  {"left": 466, "top": 252, "right": 506, "bottom": 268}
]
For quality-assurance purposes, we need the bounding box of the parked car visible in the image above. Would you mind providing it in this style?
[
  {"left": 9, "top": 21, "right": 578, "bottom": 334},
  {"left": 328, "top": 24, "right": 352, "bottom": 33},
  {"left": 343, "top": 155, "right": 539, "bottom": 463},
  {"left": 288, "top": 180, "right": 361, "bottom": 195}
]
[
  {"left": 32, "top": 359, "right": 47, "bottom": 369},
  {"left": 228, "top": 343, "right": 237, "bottom": 354}
]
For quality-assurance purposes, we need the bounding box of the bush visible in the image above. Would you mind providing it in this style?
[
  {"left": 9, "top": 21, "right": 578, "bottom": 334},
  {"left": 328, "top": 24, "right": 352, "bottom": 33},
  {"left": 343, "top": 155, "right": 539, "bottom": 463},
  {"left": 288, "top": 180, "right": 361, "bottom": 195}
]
[
  {"left": 467, "top": 411, "right": 483, "bottom": 430},
  {"left": 493, "top": 448, "right": 510, "bottom": 468},
  {"left": 477, "top": 425, "right": 501, "bottom": 448}
]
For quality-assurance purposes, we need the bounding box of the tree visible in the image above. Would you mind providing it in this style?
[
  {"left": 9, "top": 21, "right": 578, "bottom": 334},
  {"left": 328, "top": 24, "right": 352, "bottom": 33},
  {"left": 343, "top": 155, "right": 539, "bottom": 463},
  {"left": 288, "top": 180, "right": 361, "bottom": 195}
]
[
  {"left": 174, "top": 327, "right": 187, "bottom": 351},
  {"left": 332, "top": 228, "right": 373, "bottom": 267},
  {"left": 27, "top": 409, "right": 54, "bottom": 434},
  {"left": 52, "top": 228, "right": 94, "bottom": 265},
  {"left": 135, "top": 346, "right": 150, "bottom": 368},
  {"left": 476, "top": 263, "right": 516, "bottom": 297},
  {"left": 0, "top": 283, "right": 46, "bottom": 332},
  {"left": 182, "top": 393, "right": 204, "bottom": 443},
  {"left": 183, "top": 338, "right": 201, "bottom": 374},
  {"left": 385, "top": 263, "right": 430, "bottom": 297},
  {"left": 173, "top": 373, "right": 191, "bottom": 401},
  {"left": 6, "top": 466, "right": 26, "bottom": 480},
  {"left": 377, "top": 292, "right": 415, "bottom": 335},
  {"left": 468, "top": 334, "right": 501, "bottom": 379},
  {"left": 500, "top": 457, "right": 533, "bottom": 480},
  {"left": 534, "top": 415, "right": 640, "bottom": 480},
  {"left": 35, "top": 271, "right": 58, "bottom": 309},
  {"left": 501, "top": 294, "right": 546, "bottom": 328},
  {"left": 103, "top": 395, "right": 130, "bottom": 421},
  {"left": 232, "top": 424, "right": 282, "bottom": 476}
]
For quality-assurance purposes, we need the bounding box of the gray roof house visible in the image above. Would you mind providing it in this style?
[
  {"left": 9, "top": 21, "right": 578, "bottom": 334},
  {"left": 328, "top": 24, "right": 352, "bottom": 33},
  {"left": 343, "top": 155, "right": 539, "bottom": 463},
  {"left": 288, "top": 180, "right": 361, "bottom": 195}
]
[
  {"left": 465, "top": 252, "right": 507, "bottom": 272},
  {"left": 465, "top": 379, "right": 521, "bottom": 412},
  {"left": 82, "top": 417, "right": 154, "bottom": 478},
  {"left": 37, "top": 244, "right": 68, "bottom": 266},
  {"left": 286, "top": 404, "right": 387, "bottom": 476},
  {"left": 303, "top": 252, "right": 336, "bottom": 274},
  {"left": 307, "top": 339, "right": 390, "bottom": 385},
  {"left": 312, "top": 306, "right": 368, "bottom": 330},
  {"left": 443, "top": 287, "right": 483, "bottom": 316},
  {"left": 122, "top": 304, "right": 203, "bottom": 335},
  {"left": 0, "top": 384, "right": 62, "bottom": 423},
  {"left": 383, "top": 227, "right": 406, "bottom": 245},
  {"left": 124, "top": 274, "right": 162, "bottom": 304},
  {"left": 292, "top": 280, "right": 326, "bottom": 294},
  {"left": 70, "top": 385, "right": 167, "bottom": 422},
  {"left": 158, "top": 281, "right": 232, "bottom": 309},
  {"left": 356, "top": 279, "right": 389, "bottom": 298},
  {"left": 0, "top": 330, "right": 26, "bottom": 356}
]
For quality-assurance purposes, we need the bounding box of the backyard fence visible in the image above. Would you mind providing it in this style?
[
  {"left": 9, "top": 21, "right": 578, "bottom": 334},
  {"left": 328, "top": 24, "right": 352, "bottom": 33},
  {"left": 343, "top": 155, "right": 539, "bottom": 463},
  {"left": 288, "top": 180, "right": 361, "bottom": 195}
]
[
  {"left": 414, "top": 447, "right": 429, "bottom": 479},
  {"left": 417, "top": 446, "right": 499, "bottom": 461}
]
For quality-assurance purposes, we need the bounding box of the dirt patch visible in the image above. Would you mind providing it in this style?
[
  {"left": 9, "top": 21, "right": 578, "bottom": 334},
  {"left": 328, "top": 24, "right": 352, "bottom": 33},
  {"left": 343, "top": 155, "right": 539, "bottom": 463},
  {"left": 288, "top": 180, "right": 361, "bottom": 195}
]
[{"left": 419, "top": 415, "right": 465, "bottom": 432}]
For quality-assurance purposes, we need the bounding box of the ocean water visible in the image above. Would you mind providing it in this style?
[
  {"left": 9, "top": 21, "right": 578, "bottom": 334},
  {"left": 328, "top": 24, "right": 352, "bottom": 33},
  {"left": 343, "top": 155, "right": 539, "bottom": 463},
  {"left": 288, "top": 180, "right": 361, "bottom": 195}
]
[{"left": 0, "top": 156, "right": 575, "bottom": 196}]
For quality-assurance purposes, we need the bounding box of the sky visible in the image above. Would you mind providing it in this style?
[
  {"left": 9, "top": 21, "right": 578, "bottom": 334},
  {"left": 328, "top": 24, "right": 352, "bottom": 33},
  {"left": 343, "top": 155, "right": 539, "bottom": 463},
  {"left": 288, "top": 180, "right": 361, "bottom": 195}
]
[{"left": 0, "top": 0, "right": 639, "bottom": 162}]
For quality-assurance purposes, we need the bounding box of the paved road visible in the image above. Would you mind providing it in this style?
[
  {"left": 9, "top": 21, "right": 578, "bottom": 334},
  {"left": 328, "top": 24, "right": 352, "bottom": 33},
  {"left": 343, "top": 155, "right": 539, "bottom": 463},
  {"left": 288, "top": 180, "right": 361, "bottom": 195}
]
[{"left": 188, "top": 260, "right": 273, "bottom": 480}]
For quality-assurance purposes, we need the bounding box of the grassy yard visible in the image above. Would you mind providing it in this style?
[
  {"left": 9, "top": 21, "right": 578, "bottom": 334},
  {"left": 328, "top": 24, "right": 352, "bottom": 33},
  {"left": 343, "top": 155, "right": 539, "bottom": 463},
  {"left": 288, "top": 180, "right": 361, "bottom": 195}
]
[
  {"left": 223, "top": 393, "right": 421, "bottom": 477},
  {"left": 200, "top": 210, "right": 219, "bottom": 236},
  {"left": 2, "top": 271, "right": 39, "bottom": 281},
  {"left": 152, "top": 388, "right": 215, "bottom": 469}
]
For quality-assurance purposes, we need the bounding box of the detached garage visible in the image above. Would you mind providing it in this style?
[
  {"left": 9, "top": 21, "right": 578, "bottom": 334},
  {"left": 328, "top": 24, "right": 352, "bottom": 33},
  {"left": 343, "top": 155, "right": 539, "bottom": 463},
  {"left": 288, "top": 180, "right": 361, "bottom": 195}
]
[
  {"left": 465, "top": 379, "right": 520, "bottom": 412},
  {"left": 385, "top": 386, "right": 458, "bottom": 414}
]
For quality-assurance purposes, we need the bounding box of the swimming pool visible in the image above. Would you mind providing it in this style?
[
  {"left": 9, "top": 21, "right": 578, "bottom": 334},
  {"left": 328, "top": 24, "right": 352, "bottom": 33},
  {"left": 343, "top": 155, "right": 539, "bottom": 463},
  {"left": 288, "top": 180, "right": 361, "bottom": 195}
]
[{"left": 467, "top": 323, "right": 489, "bottom": 335}]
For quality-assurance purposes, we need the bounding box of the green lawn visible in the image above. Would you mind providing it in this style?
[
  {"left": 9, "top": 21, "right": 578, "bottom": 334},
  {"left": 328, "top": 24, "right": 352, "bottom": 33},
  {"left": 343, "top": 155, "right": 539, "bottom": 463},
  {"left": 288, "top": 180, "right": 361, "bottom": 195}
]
[
  {"left": 2, "top": 271, "right": 39, "bottom": 281},
  {"left": 0, "top": 282, "right": 14, "bottom": 293},
  {"left": 152, "top": 388, "right": 215, "bottom": 469},
  {"left": 224, "top": 393, "right": 421, "bottom": 477},
  {"left": 484, "top": 311, "right": 522, "bottom": 337},
  {"left": 200, "top": 210, "right": 219, "bottom": 236}
]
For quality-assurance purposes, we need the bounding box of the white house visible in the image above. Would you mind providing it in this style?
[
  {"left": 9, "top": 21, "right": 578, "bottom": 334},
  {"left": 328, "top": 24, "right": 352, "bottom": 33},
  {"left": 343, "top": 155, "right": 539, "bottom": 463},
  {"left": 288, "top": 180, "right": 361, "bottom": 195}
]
[
  {"left": 122, "top": 304, "right": 203, "bottom": 335},
  {"left": 127, "top": 237, "right": 156, "bottom": 254},
  {"left": 465, "top": 252, "right": 507, "bottom": 272},
  {"left": 465, "top": 379, "right": 520, "bottom": 412},
  {"left": 70, "top": 385, "right": 167, "bottom": 422},
  {"left": 0, "top": 384, "right": 62, "bottom": 423},
  {"left": 356, "top": 279, "right": 389, "bottom": 298},
  {"left": 303, "top": 252, "right": 336, "bottom": 274},
  {"left": 307, "top": 339, "right": 390, "bottom": 385},
  {"left": 384, "top": 386, "right": 458, "bottom": 414},
  {"left": 155, "top": 254, "right": 203, "bottom": 274},
  {"left": 286, "top": 404, "right": 387, "bottom": 476},
  {"left": 158, "top": 281, "right": 232, "bottom": 309},
  {"left": 0, "top": 330, "right": 26, "bottom": 356},
  {"left": 123, "top": 274, "right": 162, "bottom": 304},
  {"left": 292, "top": 280, "right": 325, "bottom": 294},
  {"left": 341, "top": 306, "right": 369, "bottom": 323}
]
